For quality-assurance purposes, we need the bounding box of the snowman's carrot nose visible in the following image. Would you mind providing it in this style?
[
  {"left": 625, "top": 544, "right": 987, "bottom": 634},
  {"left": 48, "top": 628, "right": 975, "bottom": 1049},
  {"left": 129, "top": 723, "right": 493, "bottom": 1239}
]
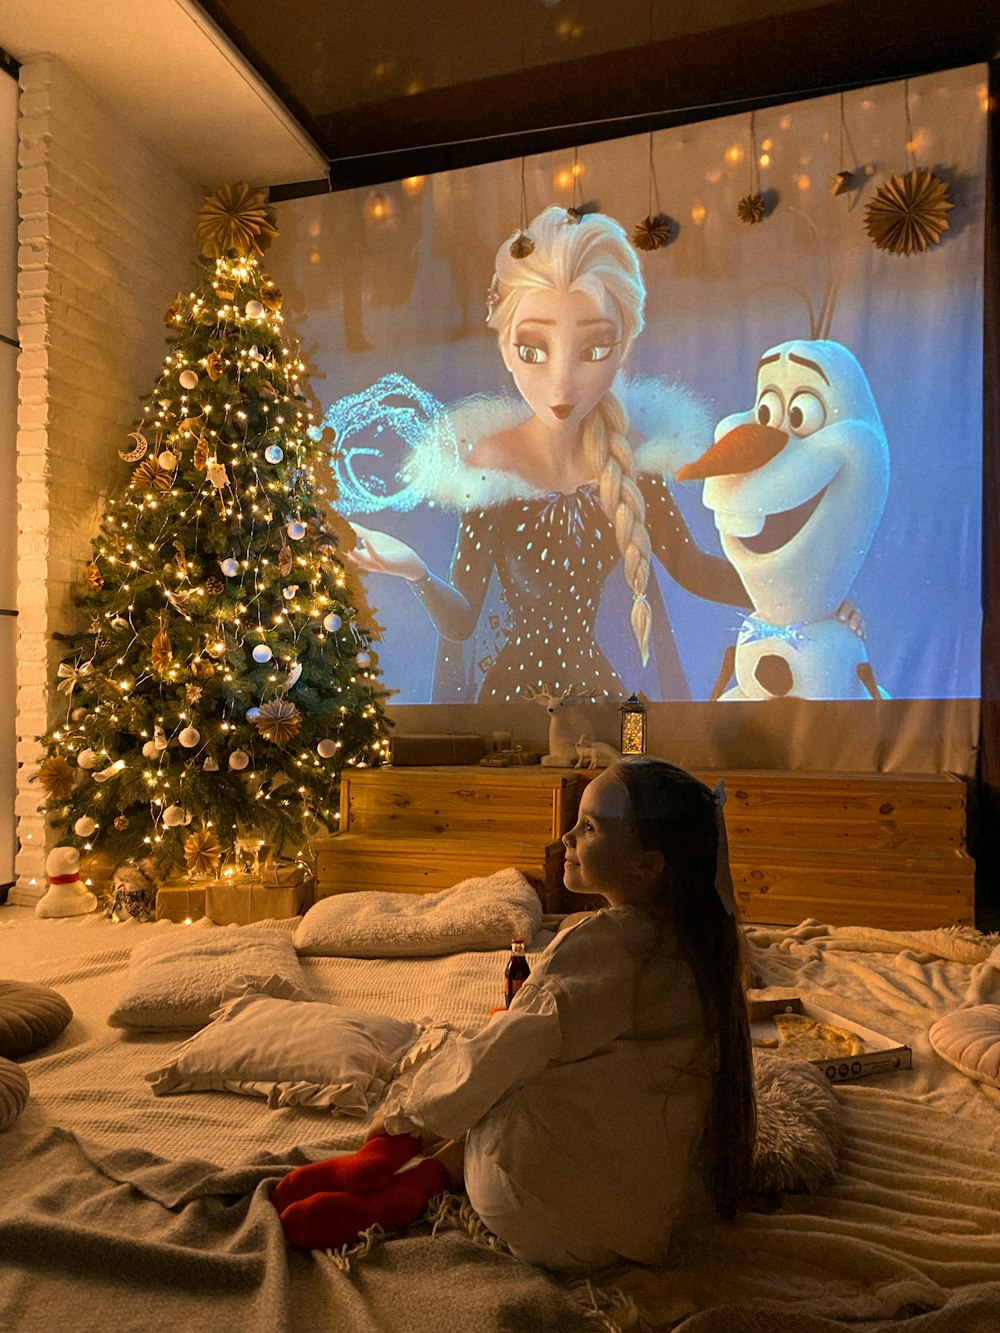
[{"left": 675, "top": 422, "right": 789, "bottom": 480}]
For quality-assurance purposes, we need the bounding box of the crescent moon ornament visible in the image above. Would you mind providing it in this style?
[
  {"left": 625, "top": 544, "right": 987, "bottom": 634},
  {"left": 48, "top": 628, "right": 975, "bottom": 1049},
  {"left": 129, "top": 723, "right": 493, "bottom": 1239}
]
[{"left": 118, "top": 430, "right": 149, "bottom": 462}]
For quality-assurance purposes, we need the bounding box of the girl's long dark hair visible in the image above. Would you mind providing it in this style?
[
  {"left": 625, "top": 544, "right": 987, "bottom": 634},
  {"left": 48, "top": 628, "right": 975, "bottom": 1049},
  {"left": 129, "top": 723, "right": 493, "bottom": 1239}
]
[{"left": 612, "top": 758, "right": 756, "bottom": 1218}]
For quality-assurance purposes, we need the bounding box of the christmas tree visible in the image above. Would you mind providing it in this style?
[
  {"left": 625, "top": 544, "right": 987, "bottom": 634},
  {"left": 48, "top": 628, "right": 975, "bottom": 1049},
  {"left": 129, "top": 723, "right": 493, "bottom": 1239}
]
[{"left": 35, "top": 183, "right": 391, "bottom": 882}]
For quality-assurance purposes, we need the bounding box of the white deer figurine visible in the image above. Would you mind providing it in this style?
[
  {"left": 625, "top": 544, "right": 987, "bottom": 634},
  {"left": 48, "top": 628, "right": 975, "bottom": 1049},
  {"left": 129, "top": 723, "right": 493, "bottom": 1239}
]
[
  {"left": 574, "top": 736, "right": 620, "bottom": 770},
  {"left": 524, "top": 683, "right": 594, "bottom": 767}
]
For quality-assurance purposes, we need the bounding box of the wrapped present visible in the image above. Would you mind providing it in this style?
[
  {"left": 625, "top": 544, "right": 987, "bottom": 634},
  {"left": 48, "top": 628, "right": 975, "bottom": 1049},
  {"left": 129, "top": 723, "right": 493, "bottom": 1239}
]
[
  {"left": 390, "top": 733, "right": 485, "bottom": 766},
  {"left": 155, "top": 879, "right": 209, "bottom": 923},
  {"left": 206, "top": 866, "right": 314, "bottom": 925}
]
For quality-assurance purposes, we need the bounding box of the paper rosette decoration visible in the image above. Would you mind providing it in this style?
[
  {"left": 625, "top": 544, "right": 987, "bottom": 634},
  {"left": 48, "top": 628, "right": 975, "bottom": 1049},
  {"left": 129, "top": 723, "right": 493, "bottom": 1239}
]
[
  {"left": 183, "top": 829, "right": 222, "bottom": 877},
  {"left": 38, "top": 755, "right": 75, "bottom": 800},
  {"left": 83, "top": 563, "right": 103, "bottom": 591},
  {"left": 864, "top": 168, "right": 953, "bottom": 256},
  {"left": 737, "top": 193, "right": 766, "bottom": 225},
  {"left": 254, "top": 698, "right": 302, "bottom": 745},
  {"left": 204, "top": 352, "right": 225, "bottom": 381},
  {"left": 631, "top": 214, "right": 673, "bottom": 252},
  {"left": 131, "top": 459, "right": 173, "bottom": 492},
  {"left": 195, "top": 182, "right": 279, "bottom": 259},
  {"left": 260, "top": 281, "right": 283, "bottom": 311}
]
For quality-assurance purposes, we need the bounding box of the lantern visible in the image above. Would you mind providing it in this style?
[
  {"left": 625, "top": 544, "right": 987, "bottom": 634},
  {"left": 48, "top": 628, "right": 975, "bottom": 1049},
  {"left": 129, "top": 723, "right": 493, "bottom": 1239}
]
[{"left": 620, "top": 694, "right": 647, "bottom": 756}]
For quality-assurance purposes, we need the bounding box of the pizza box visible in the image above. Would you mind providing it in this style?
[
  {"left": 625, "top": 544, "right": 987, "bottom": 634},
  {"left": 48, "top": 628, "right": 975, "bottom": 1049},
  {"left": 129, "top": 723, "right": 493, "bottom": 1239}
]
[{"left": 749, "top": 994, "right": 912, "bottom": 1084}]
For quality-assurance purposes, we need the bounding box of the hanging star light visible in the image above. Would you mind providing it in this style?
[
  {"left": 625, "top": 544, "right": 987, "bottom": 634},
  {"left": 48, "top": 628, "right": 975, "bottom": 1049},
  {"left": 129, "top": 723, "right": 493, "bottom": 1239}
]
[
  {"left": 631, "top": 214, "right": 673, "bottom": 251},
  {"left": 195, "top": 182, "right": 278, "bottom": 259},
  {"left": 509, "top": 231, "right": 535, "bottom": 259},
  {"left": 864, "top": 167, "right": 953, "bottom": 256},
  {"left": 737, "top": 193, "right": 766, "bottom": 225}
]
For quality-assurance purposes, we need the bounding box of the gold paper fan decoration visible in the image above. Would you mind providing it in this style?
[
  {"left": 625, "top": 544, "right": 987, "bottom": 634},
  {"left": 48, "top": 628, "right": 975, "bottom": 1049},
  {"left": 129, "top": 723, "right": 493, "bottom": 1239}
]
[
  {"left": 192, "top": 438, "right": 210, "bottom": 471},
  {"left": 196, "top": 182, "right": 279, "bottom": 259},
  {"left": 632, "top": 214, "right": 672, "bottom": 252},
  {"left": 114, "top": 815, "right": 129, "bottom": 831},
  {"left": 737, "top": 193, "right": 766, "bottom": 225},
  {"left": 509, "top": 231, "right": 535, "bottom": 259},
  {"left": 164, "top": 294, "right": 184, "bottom": 324},
  {"left": 151, "top": 630, "right": 173, "bottom": 674},
  {"left": 84, "top": 563, "right": 104, "bottom": 591},
  {"left": 38, "top": 755, "right": 75, "bottom": 799},
  {"left": 204, "top": 353, "right": 225, "bottom": 382},
  {"left": 254, "top": 698, "right": 302, "bottom": 745},
  {"left": 864, "top": 168, "right": 953, "bottom": 256},
  {"left": 131, "top": 459, "right": 173, "bottom": 492},
  {"left": 278, "top": 543, "right": 294, "bottom": 577},
  {"left": 183, "top": 829, "right": 222, "bottom": 877},
  {"left": 260, "top": 282, "right": 283, "bottom": 311}
]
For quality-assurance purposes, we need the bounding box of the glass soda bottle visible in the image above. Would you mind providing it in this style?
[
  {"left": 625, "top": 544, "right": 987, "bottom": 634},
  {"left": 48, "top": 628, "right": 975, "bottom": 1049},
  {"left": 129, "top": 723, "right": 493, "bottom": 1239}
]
[{"left": 504, "top": 938, "right": 530, "bottom": 1008}]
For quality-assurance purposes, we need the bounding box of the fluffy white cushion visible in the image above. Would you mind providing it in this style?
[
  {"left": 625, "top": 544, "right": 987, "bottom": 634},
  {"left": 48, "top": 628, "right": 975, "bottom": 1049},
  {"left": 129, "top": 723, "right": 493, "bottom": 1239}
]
[
  {"left": 928, "top": 1004, "right": 1000, "bottom": 1088},
  {"left": 144, "top": 989, "right": 438, "bottom": 1113},
  {"left": 293, "top": 867, "right": 543, "bottom": 958},
  {"left": 752, "top": 1049, "right": 843, "bottom": 1195},
  {"left": 108, "top": 927, "right": 312, "bottom": 1030}
]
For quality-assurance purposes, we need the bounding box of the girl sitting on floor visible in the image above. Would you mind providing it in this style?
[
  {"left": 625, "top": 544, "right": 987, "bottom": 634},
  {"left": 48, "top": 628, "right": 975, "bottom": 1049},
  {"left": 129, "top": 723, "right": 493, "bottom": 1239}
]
[{"left": 272, "top": 757, "right": 756, "bottom": 1271}]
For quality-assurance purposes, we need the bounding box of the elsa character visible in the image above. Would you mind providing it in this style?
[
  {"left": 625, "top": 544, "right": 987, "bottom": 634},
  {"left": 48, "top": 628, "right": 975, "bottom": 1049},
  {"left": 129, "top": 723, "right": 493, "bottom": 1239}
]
[{"left": 348, "top": 206, "right": 748, "bottom": 702}]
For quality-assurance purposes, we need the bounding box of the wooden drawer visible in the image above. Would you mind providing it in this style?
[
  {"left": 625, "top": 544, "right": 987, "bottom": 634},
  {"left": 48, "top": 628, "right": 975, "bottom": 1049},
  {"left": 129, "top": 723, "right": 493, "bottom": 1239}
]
[{"left": 339, "top": 766, "right": 585, "bottom": 842}]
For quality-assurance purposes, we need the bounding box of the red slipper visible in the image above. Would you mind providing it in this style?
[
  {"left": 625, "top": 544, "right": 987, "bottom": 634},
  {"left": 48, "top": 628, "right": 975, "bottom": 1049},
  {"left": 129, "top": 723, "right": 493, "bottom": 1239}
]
[
  {"left": 271, "top": 1133, "right": 420, "bottom": 1214},
  {"left": 280, "top": 1156, "right": 451, "bottom": 1250}
]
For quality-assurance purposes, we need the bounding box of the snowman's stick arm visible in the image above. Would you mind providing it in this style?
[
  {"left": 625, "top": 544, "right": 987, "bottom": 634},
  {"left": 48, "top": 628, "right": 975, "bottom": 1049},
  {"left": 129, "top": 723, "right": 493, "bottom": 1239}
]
[{"left": 856, "top": 662, "right": 881, "bottom": 700}]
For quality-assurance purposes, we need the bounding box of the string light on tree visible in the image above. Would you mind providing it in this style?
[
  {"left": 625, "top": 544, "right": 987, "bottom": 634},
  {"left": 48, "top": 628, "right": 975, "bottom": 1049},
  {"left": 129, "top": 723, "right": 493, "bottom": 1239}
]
[{"left": 34, "top": 182, "right": 391, "bottom": 886}]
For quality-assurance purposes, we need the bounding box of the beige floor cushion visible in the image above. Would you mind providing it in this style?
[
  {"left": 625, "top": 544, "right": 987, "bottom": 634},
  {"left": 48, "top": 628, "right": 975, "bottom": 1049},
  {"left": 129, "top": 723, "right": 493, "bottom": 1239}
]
[
  {"left": 0, "top": 1056, "right": 30, "bottom": 1131},
  {"left": 0, "top": 980, "right": 73, "bottom": 1058},
  {"left": 929, "top": 1004, "right": 1000, "bottom": 1089}
]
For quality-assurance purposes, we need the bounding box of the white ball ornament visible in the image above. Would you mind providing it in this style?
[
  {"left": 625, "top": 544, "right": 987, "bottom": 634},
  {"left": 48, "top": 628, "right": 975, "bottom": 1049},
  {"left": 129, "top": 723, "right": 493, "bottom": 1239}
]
[
  {"left": 141, "top": 740, "right": 159, "bottom": 759},
  {"left": 178, "top": 369, "right": 199, "bottom": 389},
  {"left": 203, "top": 755, "right": 219, "bottom": 772},
  {"left": 282, "top": 585, "right": 298, "bottom": 600},
  {"left": 74, "top": 816, "right": 97, "bottom": 837},
  {"left": 157, "top": 450, "right": 177, "bottom": 470},
  {"left": 71, "top": 707, "right": 88, "bottom": 722},
  {"left": 252, "top": 644, "right": 273, "bottom": 664},
  {"left": 317, "top": 739, "right": 338, "bottom": 759},
  {"left": 246, "top": 707, "right": 261, "bottom": 720},
  {"left": 246, "top": 299, "right": 265, "bottom": 318},
  {"left": 229, "top": 749, "right": 250, "bottom": 771},
  {"left": 220, "top": 558, "right": 240, "bottom": 577},
  {"left": 323, "top": 613, "right": 342, "bottom": 633},
  {"left": 76, "top": 749, "right": 98, "bottom": 770},
  {"left": 178, "top": 726, "right": 201, "bottom": 748},
  {"left": 264, "top": 444, "right": 284, "bottom": 464},
  {"left": 162, "top": 804, "right": 186, "bottom": 827},
  {"left": 286, "top": 520, "right": 307, "bottom": 540},
  {"left": 355, "top": 651, "right": 372, "bottom": 668}
]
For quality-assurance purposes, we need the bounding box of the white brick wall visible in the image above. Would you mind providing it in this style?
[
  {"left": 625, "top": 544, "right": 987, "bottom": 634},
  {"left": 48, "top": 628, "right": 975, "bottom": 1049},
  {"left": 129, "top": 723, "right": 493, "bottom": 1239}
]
[{"left": 12, "top": 57, "right": 202, "bottom": 904}]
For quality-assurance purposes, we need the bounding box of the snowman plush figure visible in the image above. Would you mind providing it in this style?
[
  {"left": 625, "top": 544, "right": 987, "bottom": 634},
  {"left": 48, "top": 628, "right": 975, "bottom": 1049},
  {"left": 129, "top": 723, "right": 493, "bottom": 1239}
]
[{"left": 36, "top": 847, "right": 98, "bottom": 918}]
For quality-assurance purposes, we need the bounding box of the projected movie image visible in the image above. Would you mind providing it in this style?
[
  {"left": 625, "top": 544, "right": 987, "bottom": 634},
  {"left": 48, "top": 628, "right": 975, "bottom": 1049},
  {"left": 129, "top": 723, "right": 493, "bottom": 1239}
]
[{"left": 273, "top": 66, "right": 984, "bottom": 706}]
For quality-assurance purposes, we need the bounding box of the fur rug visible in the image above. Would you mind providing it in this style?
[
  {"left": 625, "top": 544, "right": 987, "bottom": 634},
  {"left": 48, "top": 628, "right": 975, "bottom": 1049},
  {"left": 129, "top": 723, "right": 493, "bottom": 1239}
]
[{"left": 751, "top": 1050, "right": 843, "bottom": 1196}]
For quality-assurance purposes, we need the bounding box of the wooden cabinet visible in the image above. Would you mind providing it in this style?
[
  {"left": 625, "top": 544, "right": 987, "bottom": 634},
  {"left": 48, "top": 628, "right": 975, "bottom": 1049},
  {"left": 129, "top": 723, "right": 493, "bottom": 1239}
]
[
  {"left": 312, "top": 766, "right": 586, "bottom": 912},
  {"left": 312, "top": 765, "right": 975, "bottom": 929}
]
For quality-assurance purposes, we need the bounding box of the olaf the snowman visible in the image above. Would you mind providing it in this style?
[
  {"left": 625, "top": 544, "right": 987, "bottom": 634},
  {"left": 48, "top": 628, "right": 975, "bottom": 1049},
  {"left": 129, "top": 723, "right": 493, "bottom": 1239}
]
[{"left": 677, "top": 338, "right": 889, "bottom": 700}]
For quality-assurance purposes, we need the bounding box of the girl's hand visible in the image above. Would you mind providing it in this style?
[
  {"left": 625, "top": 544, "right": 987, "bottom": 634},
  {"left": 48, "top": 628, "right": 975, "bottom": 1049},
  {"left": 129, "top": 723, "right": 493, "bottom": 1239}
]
[{"left": 348, "top": 524, "right": 428, "bottom": 583}]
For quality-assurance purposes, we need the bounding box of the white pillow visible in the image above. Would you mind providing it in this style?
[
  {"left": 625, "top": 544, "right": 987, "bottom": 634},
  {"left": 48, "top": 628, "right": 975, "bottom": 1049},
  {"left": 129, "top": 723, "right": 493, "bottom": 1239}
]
[
  {"left": 144, "top": 991, "right": 434, "bottom": 1113},
  {"left": 293, "top": 866, "right": 542, "bottom": 958},
  {"left": 108, "top": 927, "right": 312, "bottom": 1030},
  {"left": 928, "top": 1004, "right": 1000, "bottom": 1089}
]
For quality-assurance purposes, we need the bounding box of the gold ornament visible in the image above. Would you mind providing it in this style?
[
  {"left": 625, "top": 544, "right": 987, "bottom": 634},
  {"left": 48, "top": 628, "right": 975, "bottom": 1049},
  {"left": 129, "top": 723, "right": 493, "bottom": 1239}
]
[
  {"left": 190, "top": 656, "right": 216, "bottom": 680},
  {"left": 631, "top": 214, "right": 672, "bottom": 251},
  {"left": 215, "top": 275, "right": 238, "bottom": 300},
  {"left": 195, "top": 182, "right": 279, "bottom": 259},
  {"left": 278, "top": 543, "right": 294, "bottom": 577},
  {"left": 260, "top": 281, "right": 283, "bottom": 311},
  {"left": 84, "top": 563, "right": 103, "bottom": 591},
  {"left": 864, "top": 168, "right": 953, "bottom": 256},
  {"left": 164, "top": 294, "right": 184, "bottom": 324},
  {"left": 151, "top": 629, "right": 173, "bottom": 674},
  {"left": 38, "top": 755, "right": 75, "bottom": 799},
  {"left": 192, "top": 438, "right": 210, "bottom": 470},
  {"left": 254, "top": 698, "right": 302, "bottom": 745},
  {"left": 205, "top": 575, "right": 224, "bottom": 595},
  {"left": 737, "top": 193, "right": 766, "bottom": 225},
  {"left": 829, "top": 170, "right": 855, "bottom": 196},
  {"left": 204, "top": 352, "right": 225, "bottom": 381},
  {"left": 131, "top": 459, "right": 173, "bottom": 492},
  {"left": 183, "top": 829, "right": 222, "bottom": 877},
  {"left": 185, "top": 683, "right": 203, "bottom": 704},
  {"left": 114, "top": 815, "right": 129, "bottom": 832},
  {"left": 509, "top": 231, "right": 535, "bottom": 259},
  {"left": 118, "top": 430, "right": 149, "bottom": 462},
  {"left": 177, "top": 415, "right": 203, "bottom": 437}
]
